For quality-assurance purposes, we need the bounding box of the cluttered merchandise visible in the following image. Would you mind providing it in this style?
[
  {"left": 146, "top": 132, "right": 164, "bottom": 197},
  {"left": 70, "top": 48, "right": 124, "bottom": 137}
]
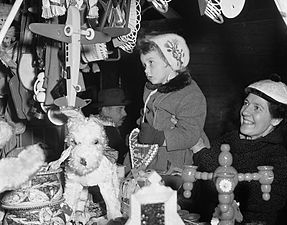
[
  {"left": 1, "top": 0, "right": 286, "bottom": 224},
  {"left": 0, "top": 108, "right": 203, "bottom": 225},
  {"left": 0, "top": 108, "right": 276, "bottom": 225}
]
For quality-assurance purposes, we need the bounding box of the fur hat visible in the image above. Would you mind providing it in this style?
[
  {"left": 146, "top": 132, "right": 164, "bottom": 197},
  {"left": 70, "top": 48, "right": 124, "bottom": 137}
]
[
  {"left": 149, "top": 33, "right": 190, "bottom": 71},
  {"left": 246, "top": 79, "right": 287, "bottom": 105}
]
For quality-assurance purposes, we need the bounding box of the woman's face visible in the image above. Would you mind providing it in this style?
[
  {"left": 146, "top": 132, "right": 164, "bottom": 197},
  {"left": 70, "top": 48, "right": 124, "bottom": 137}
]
[
  {"left": 240, "top": 93, "right": 279, "bottom": 139},
  {"left": 140, "top": 50, "right": 173, "bottom": 84}
]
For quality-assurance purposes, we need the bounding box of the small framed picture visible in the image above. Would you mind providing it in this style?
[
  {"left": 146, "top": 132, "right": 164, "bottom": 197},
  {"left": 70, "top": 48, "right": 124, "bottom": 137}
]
[{"left": 125, "top": 171, "right": 184, "bottom": 225}]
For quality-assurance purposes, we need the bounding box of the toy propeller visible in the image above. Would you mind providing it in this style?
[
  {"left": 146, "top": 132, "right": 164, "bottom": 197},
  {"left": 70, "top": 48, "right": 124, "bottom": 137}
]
[{"left": 29, "top": 5, "right": 111, "bottom": 108}]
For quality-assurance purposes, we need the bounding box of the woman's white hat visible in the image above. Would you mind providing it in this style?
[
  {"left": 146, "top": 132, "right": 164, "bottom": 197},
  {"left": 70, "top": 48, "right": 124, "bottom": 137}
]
[
  {"left": 149, "top": 33, "right": 190, "bottom": 71},
  {"left": 247, "top": 79, "right": 287, "bottom": 105}
]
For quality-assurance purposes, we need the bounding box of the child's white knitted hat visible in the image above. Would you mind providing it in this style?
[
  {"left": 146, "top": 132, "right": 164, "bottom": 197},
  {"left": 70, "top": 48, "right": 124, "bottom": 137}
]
[{"left": 149, "top": 33, "right": 190, "bottom": 71}]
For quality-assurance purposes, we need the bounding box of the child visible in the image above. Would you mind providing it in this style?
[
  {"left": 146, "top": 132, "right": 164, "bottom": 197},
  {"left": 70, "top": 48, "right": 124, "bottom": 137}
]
[{"left": 136, "top": 33, "right": 210, "bottom": 172}]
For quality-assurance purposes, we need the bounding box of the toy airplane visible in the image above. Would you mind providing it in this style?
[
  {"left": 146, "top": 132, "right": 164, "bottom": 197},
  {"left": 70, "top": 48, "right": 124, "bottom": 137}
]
[{"left": 29, "top": 5, "right": 111, "bottom": 108}]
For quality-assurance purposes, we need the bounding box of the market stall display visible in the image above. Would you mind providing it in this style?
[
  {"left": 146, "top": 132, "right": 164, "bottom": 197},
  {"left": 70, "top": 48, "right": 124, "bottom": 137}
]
[
  {"left": 1, "top": 165, "right": 66, "bottom": 225},
  {"left": 48, "top": 108, "right": 122, "bottom": 224},
  {"left": 125, "top": 170, "right": 185, "bottom": 225}
]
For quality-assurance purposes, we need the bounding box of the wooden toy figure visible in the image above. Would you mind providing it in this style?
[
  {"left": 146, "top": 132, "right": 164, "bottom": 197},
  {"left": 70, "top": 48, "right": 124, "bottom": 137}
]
[{"left": 181, "top": 144, "right": 274, "bottom": 225}]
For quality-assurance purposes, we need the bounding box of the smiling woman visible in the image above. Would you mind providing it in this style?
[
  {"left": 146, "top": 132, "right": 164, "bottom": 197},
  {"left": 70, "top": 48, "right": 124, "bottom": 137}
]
[
  {"left": 239, "top": 94, "right": 276, "bottom": 140},
  {"left": 192, "top": 74, "right": 287, "bottom": 225},
  {"left": 240, "top": 77, "right": 287, "bottom": 140}
]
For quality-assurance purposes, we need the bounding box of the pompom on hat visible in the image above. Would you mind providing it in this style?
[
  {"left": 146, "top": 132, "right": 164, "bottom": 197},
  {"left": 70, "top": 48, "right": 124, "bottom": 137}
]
[
  {"left": 246, "top": 79, "right": 287, "bottom": 105},
  {"left": 149, "top": 33, "right": 190, "bottom": 71}
]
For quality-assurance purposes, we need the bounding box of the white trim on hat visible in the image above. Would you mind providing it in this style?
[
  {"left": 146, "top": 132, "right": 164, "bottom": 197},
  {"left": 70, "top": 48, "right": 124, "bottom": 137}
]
[
  {"left": 149, "top": 33, "right": 190, "bottom": 71},
  {"left": 247, "top": 79, "right": 287, "bottom": 105}
]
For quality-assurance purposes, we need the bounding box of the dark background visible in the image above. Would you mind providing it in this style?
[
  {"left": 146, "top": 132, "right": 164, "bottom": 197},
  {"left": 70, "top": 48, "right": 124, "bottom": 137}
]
[
  {"left": 1, "top": 0, "right": 287, "bottom": 221},
  {"left": 1, "top": 0, "right": 286, "bottom": 156},
  {"left": 82, "top": 0, "right": 287, "bottom": 141}
]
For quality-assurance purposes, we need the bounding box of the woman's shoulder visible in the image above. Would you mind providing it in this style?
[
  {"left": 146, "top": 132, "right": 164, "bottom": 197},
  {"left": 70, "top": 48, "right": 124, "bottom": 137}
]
[{"left": 209, "top": 130, "right": 239, "bottom": 149}]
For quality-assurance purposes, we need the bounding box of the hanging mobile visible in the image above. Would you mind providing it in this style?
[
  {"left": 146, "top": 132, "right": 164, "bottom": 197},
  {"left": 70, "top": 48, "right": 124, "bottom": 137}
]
[{"left": 220, "top": 0, "right": 246, "bottom": 18}]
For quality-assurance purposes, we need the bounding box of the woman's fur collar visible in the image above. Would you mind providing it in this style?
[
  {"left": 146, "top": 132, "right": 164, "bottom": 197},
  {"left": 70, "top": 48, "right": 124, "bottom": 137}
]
[{"left": 146, "top": 72, "right": 192, "bottom": 93}]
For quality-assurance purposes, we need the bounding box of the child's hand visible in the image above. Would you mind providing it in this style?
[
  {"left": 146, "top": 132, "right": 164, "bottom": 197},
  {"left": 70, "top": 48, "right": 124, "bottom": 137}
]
[
  {"left": 138, "top": 123, "right": 154, "bottom": 144},
  {"left": 138, "top": 123, "right": 165, "bottom": 146}
]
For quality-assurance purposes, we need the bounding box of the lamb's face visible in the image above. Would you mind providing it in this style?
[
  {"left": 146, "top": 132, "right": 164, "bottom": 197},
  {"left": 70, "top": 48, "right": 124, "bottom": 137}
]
[
  {"left": 68, "top": 118, "right": 108, "bottom": 146},
  {"left": 69, "top": 143, "right": 104, "bottom": 176}
]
